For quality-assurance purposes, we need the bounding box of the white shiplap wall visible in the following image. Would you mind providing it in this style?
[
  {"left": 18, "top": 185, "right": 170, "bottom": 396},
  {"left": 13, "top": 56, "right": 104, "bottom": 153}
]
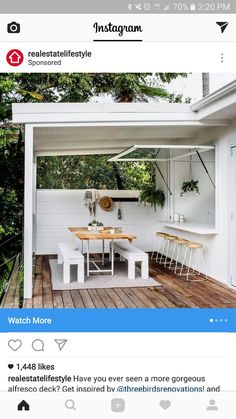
[
  {"left": 171, "top": 150, "right": 216, "bottom": 225},
  {"left": 35, "top": 189, "right": 167, "bottom": 255}
]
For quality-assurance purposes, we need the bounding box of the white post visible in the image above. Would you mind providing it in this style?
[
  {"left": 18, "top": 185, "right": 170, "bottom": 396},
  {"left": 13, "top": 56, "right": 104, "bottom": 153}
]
[
  {"left": 32, "top": 157, "right": 37, "bottom": 253},
  {"left": 24, "top": 125, "right": 34, "bottom": 299}
]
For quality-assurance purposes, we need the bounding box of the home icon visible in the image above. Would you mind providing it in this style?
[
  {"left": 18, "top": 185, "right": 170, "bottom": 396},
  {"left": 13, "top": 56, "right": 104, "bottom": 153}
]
[
  {"left": 6, "top": 49, "right": 24, "bottom": 67},
  {"left": 9, "top": 51, "right": 21, "bottom": 64},
  {"left": 17, "top": 400, "right": 30, "bottom": 411}
]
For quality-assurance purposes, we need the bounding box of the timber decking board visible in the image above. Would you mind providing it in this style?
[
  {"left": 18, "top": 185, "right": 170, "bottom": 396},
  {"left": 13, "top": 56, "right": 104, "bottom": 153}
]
[
  {"left": 95, "top": 288, "right": 117, "bottom": 308},
  {"left": 79, "top": 289, "right": 96, "bottom": 308},
  {"left": 88, "top": 289, "right": 106, "bottom": 308},
  {"left": 42, "top": 256, "right": 54, "bottom": 309},
  {"left": 61, "top": 290, "right": 75, "bottom": 308},
  {"left": 16, "top": 255, "right": 236, "bottom": 309},
  {"left": 1, "top": 255, "right": 20, "bottom": 309}
]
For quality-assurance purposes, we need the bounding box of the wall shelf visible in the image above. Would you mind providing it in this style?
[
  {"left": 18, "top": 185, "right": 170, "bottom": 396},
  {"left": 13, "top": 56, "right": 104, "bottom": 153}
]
[
  {"left": 164, "top": 222, "right": 218, "bottom": 235},
  {"left": 111, "top": 197, "right": 139, "bottom": 202}
]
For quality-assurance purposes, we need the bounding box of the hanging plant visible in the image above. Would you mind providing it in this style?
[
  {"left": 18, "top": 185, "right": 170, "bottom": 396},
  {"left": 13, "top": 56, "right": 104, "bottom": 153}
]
[
  {"left": 139, "top": 185, "right": 165, "bottom": 211},
  {"left": 180, "top": 179, "right": 200, "bottom": 196},
  {"left": 180, "top": 156, "right": 200, "bottom": 197}
]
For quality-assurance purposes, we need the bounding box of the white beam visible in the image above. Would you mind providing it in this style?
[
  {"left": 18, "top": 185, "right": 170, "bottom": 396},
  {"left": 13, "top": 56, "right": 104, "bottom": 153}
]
[
  {"left": 24, "top": 124, "right": 34, "bottom": 299},
  {"left": 108, "top": 144, "right": 215, "bottom": 162}
]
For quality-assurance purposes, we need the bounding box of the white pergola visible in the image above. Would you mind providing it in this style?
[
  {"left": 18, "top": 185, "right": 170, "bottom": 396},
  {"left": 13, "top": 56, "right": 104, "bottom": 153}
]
[{"left": 12, "top": 102, "right": 229, "bottom": 299}]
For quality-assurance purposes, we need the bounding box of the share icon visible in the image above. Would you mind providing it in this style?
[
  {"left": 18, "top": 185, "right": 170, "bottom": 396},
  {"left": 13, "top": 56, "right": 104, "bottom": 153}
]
[{"left": 54, "top": 339, "right": 68, "bottom": 351}]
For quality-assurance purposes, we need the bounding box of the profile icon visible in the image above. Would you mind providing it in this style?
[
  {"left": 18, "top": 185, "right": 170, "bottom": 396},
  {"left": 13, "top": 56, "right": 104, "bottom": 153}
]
[{"left": 206, "top": 400, "right": 218, "bottom": 411}]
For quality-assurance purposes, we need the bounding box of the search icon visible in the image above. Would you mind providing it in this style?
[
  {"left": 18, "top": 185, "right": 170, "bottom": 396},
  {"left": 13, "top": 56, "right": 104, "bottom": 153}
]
[{"left": 65, "top": 399, "right": 76, "bottom": 411}]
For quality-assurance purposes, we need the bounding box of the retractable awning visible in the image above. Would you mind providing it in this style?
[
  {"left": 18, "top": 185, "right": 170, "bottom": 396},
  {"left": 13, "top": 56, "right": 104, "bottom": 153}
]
[
  {"left": 108, "top": 144, "right": 215, "bottom": 162},
  {"left": 109, "top": 144, "right": 216, "bottom": 194}
]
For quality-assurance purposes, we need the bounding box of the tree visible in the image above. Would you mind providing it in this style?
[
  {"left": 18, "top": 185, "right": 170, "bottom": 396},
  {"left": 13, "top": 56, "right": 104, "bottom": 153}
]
[
  {"left": 202, "top": 73, "right": 210, "bottom": 97},
  {"left": 92, "top": 73, "right": 188, "bottom": 102},
  {"left": 37, "top": 155, "right": 154, "bottom": 190}
]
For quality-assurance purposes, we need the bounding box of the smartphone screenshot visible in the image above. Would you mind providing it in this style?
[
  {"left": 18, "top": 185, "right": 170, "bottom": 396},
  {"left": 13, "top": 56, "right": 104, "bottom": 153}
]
[{"left": 0, "top": 0, "right": 236, "bottom": 417}]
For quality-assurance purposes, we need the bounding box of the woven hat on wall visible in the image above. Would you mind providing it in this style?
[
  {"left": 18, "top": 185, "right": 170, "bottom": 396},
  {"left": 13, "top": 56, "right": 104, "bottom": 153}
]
[{"left": 99, "top": 196, "right": 113, "bottom": 212}]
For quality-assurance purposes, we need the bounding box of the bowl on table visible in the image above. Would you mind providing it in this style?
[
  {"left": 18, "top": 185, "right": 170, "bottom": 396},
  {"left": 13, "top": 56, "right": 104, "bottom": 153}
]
[
  {"left": 88, "top": 226, "right": 104, "bottom": 231},
  {"left": 99, "top": 228, "right": 115, "bottom": 234}
]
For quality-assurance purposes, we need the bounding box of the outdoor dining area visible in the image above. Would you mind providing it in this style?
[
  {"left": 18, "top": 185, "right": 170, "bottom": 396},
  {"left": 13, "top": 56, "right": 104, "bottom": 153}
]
[
  {"left": 55, "top": 225, "right": 149, "bottom": 286},
  {"left": 54, "top": 220, "right": 207, "bottom": 288}
]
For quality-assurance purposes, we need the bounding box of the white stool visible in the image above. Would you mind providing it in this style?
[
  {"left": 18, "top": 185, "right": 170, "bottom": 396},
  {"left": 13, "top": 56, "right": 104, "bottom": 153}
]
[
  {"left": 162, "top": 235, "right": 179, "bottom": 267},
  {"left": 169, "top": 238, "right": 190, "bottom": 273},
  {"left": 180, "top": 242, "right": 207, "bottom": 281},
  {"left": 151, "top": 232, "right": 168, "bottom": 261},
  {"left": 154, "top": 233, "right": 176, "bottom": 265}
]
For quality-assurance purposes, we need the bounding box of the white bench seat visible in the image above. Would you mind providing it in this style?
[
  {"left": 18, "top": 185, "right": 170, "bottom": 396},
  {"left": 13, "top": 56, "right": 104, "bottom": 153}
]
[
  {"left": 113, "top": 241, "right": 149, "bottom": 280},
  {"left": 57, "top": 242, "right": 84, "bottom": 284}
]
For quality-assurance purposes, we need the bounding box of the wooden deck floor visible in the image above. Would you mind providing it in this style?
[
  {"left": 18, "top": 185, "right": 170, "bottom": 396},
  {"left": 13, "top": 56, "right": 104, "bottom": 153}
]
[{"left": 21, "top": 255, "right": 236, "bottom": 308}]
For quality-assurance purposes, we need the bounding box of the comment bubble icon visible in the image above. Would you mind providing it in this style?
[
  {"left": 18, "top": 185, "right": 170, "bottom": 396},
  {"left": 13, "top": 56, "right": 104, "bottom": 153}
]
[{"left": 32, "top": 339, "right": 44, "bottom": 351}]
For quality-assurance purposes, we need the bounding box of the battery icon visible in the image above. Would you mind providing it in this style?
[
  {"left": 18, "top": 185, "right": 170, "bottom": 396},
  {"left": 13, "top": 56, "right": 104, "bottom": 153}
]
[{"left": 190, "top": 3, "right": 196, "bottom": 10}]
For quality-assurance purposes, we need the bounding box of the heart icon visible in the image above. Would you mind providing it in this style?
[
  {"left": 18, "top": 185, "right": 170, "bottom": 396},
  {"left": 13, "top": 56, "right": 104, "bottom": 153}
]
[
  {"left": 160, "top": 400, "right": 171, "bottom": 410},
  {"left": 8, "top": 339, "right": 22, "bottom": 351},
  {"left": 8, "top": 364, "right": 14, "bottom": 369}
]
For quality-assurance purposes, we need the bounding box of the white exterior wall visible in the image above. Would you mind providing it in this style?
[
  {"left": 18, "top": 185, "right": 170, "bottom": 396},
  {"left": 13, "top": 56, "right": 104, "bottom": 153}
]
[
  {"left": 35, "top": 189, "right": 168, "bottom": 255},
  {"left": 170, "top": 150, "right": 215, "bottom": 225},
  {"left": 162, "top": 125, "right": 236, "bottom": 287},
  {"left": 221, "top": 121, "right": 236, "bottom": 287}
]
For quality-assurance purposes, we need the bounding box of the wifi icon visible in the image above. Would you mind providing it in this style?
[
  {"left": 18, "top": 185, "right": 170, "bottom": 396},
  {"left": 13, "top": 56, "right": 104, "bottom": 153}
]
[{"left": 216, "top": 22, "right": 229, "bottom": 33}]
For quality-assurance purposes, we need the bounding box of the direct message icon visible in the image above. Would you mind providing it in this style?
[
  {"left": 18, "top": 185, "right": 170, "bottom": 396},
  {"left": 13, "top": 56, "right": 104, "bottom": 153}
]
[{"left": 54, "top": 339, "right": 68, "bottom": 351}]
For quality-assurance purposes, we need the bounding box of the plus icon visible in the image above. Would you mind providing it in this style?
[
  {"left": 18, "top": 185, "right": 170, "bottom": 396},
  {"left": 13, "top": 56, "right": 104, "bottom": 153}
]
[{"left": 111, "top": 398, "right": 125, "bottom": 412}]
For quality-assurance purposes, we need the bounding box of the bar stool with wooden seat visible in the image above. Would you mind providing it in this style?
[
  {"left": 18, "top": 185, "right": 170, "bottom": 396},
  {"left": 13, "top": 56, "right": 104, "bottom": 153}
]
[
  {"left": 151, "top": 232, "right": 165, "bottom": 260},
  {"left": 151, "top": 232, "right": 170, "bottom": 263},
  {"left": 179, "top": 241, "right": 207, "bottom": 282},
  {"left": 162, "top": 235, "right": 179, "bottom": 268},
  {"left": 168, "top": 237, "right": 190, "bottom": 273}
]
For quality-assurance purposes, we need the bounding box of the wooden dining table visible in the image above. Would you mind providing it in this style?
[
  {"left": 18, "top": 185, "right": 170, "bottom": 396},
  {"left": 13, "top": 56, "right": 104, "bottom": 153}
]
[{"left": 68, "top": 227, "right": 136, "bottom": 277}]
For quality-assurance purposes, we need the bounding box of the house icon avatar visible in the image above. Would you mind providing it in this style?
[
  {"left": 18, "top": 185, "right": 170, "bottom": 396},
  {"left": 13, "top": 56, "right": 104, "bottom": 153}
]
[
  {"left": 9, "top": 51, "right": 21, "bottom": 64},
  {"left": 17, "top": 400, "right": 30, "bottom": 411}
]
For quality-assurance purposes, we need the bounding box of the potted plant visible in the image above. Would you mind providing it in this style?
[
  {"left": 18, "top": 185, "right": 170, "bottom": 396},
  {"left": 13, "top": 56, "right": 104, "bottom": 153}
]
[
  {"left": 139, "top": 185, "right": 165, "bottom": 212},
  {"left": 180, "top": 179, "right": 200, "bottom": 196},
  {"left": 88, "top": 219, "right": 104, "bottom": 230},
  {"left": 180, "top": 156, "right": 200, "bottom": 197}
]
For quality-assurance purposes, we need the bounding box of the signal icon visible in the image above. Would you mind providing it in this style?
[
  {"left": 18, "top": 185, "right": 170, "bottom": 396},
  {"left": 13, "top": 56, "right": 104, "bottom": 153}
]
[{"left": 163, "top": 3, "right": 170, "bottom": 10}]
